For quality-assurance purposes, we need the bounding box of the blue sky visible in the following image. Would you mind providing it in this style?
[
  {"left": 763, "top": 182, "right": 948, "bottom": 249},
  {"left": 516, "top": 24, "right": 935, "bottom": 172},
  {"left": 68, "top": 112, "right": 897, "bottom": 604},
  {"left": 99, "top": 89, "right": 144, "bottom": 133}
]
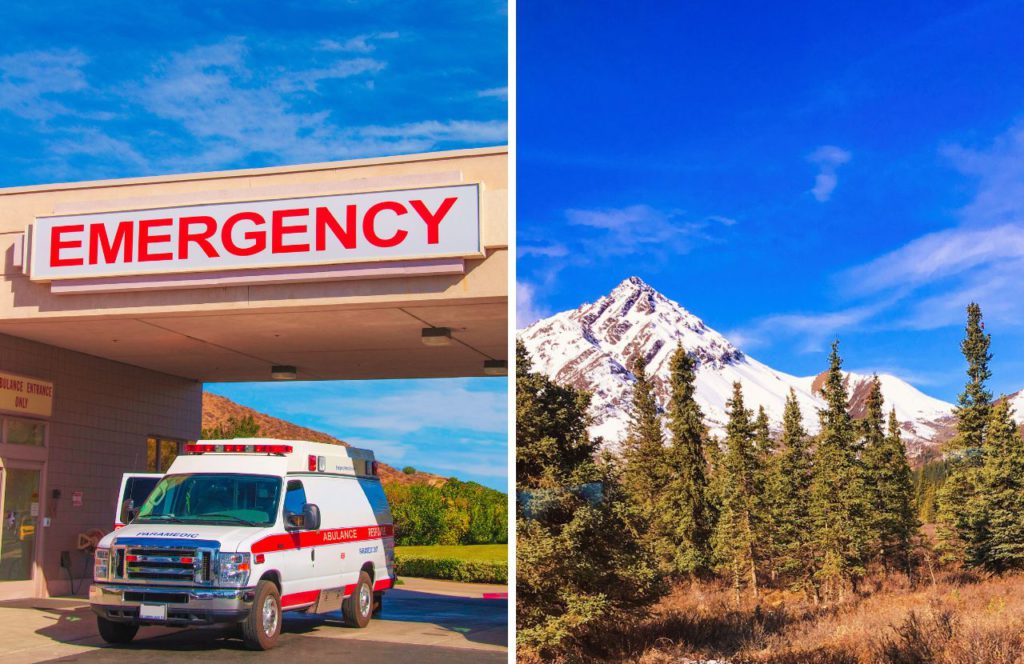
[
  {"left": 518, "top": 1, "right": 1024, "bottom": 403},
  {"left": 0, "top": 1, "right": 508, "bottom": 490}
]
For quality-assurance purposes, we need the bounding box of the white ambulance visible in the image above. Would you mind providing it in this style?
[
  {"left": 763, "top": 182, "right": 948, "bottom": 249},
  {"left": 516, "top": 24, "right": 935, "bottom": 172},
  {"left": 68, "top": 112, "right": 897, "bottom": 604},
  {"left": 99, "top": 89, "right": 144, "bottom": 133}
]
[{"left": 89, "top": 439, "right": 396, "bottom": 650}]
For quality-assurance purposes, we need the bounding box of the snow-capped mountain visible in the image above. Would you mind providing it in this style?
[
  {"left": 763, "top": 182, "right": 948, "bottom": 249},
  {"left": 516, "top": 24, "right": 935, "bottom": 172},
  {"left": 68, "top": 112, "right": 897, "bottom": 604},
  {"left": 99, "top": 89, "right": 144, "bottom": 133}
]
[{"left": 518, "top": 276, "right": 957, "bottom": 458}]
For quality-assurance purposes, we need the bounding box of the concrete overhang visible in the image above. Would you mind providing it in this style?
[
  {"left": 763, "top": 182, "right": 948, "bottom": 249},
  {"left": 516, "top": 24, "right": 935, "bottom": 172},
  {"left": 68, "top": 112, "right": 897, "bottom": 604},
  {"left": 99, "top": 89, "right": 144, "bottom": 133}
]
[{"left": 0, "top": 147, "right": 508, "bottom": 381}]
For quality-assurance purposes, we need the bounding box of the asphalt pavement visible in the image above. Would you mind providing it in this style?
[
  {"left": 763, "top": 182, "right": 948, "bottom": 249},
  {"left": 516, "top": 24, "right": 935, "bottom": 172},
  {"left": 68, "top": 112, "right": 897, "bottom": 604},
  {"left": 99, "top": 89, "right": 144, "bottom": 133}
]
[{"left": 0, "top": 578, "right": 507, "bottom": 663}]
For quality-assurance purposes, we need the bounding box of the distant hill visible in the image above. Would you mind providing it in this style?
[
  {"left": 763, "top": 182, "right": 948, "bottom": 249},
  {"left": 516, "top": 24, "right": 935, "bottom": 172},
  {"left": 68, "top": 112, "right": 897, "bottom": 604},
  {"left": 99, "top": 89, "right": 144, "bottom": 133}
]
[{"left": 202, "top": 392, "right": 446, "bottom": 487}]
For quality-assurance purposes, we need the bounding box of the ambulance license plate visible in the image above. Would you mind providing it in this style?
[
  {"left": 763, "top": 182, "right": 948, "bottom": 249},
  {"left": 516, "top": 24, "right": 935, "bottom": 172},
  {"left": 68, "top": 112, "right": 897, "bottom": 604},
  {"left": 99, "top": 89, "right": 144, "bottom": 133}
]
[{"left": 139, "top": 604, "right": 166, "bottom": 621}]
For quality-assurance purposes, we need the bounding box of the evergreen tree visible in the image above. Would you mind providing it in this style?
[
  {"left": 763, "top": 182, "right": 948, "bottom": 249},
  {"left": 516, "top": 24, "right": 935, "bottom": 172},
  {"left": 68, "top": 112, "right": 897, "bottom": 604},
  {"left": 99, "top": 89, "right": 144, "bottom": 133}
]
[
  {"left": 712, "top": 382, "right": 761, "bottom": 602},
  {"left": 516, "top": 341, "right": 659, "bottom": 656},
  {"left": 751, "top": 406, "right": 776, "bottom": 580},
  {"left": 770, "top": 389, "right": 815, "bottom": 595},
  {"left": 867, "top": 405, "right": 919, "bottom": 575},
  {"left": 971, "top": 401, "right": 1024, "bottom": 572},
  {"left": 619, "top": 354, "right": 673, "bottom": 571},
  {"left": 937, "top": 303, "right": 992, "bottom": 563},
  {"left": 662, "top": 344, "right": 713, "bottom": 576},
  {"left": 808, "top": 341, "right": 869, "bottom": 600}
]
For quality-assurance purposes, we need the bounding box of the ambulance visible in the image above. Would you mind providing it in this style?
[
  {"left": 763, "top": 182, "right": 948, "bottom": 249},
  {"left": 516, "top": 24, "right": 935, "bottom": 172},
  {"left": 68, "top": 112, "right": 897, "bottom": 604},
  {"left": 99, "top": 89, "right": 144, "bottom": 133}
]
[{"left": 89, "top": 439, "right": 396, "bottom": 650}]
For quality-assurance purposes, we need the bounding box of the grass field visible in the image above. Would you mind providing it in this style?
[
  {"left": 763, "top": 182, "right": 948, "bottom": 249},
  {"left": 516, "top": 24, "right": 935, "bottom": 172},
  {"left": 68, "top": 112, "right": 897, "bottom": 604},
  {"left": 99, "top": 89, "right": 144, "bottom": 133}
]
[{"left": 394, "top": 544, "right": 507, "bottom": 562}]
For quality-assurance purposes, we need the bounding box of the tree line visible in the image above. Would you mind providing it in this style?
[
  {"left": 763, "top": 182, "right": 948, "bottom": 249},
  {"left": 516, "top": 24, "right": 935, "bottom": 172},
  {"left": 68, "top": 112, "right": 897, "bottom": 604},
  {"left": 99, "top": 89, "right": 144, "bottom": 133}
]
[
  {"left": 517, "top": 302, "right": 1024, "bottom": 656},
  {"left": 386, "top": 478, "right": 507, "bottom": 546}
]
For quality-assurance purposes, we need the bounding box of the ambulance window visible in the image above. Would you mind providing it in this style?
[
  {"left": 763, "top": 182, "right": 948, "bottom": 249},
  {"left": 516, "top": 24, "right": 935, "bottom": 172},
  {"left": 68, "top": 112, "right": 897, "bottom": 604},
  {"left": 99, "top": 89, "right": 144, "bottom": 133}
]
[{"left": 284, "top": 480, "right": 307, "bottom": 515}]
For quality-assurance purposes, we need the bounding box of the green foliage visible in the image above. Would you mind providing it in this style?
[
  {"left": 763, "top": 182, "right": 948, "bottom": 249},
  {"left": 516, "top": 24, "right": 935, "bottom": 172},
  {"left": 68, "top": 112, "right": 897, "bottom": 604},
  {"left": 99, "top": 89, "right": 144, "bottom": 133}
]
[
  {"left": 969, "top": 401, "right": 1024, "bottom": 572},
  {"left": 767, "top": 389, "right": 815, "bottom": 594},
  {"left": 711, "top": 382, "right": 763, "bottom": 601},
  {"left": 937, "top": 303, "right": 992, "bottom": 562},
  {"left": 394, "top": 556, "right": 507, "bottom": 584},
  {"left": 808, "top": 341, "right": 870, "bottom": 600},
  {"left": 662, "top": 344, "right": 714, "bottom": 576},
  {"left": 402, "top": 466, "right": 416, "bottom": 474},
  {"left": 201, "top": 414, "right": 261, "bottom": 439},
  {"left": 385, "top": 479, "right": 507, "bottom": 546},
  {"left": 912, "top": 459, "right": 946, "bottom": 524},
  {"left": 516, "top": 341, "right": 659, "bottom": 656}
]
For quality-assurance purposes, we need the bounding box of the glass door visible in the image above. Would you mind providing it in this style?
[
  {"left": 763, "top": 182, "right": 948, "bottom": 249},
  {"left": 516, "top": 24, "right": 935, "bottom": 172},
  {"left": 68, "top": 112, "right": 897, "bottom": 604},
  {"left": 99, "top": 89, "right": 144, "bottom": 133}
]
[{"left": 0, "top": 467, "right": 40, "bottom": 582}]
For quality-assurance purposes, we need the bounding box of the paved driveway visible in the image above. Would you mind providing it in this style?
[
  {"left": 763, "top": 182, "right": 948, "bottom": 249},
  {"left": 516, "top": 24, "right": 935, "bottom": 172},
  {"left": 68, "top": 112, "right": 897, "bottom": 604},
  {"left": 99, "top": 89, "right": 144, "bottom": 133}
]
[{"left": 0, "top": 578, "right": 507, "bottom": 663}]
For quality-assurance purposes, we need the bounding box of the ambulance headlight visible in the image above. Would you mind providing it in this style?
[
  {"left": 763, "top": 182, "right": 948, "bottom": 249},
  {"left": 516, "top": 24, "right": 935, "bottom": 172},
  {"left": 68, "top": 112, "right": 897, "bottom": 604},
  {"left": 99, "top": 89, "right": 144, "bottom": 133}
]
[
  {"left": 94, "top": 548, "right": 110, "bottom": 581},
  {"left": 216, "top": 552, "right": 251, "bottom": 587}
]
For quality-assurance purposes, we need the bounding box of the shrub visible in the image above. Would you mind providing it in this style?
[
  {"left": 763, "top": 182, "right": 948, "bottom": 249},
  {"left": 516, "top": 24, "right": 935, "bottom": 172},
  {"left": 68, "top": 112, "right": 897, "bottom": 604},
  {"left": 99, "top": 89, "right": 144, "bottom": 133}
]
[
  {"left": 402, "top": 466, "right": 417, "bottom": 474},
  {"left": 395, "top": 555, "right": 507, "bottom": 584}
]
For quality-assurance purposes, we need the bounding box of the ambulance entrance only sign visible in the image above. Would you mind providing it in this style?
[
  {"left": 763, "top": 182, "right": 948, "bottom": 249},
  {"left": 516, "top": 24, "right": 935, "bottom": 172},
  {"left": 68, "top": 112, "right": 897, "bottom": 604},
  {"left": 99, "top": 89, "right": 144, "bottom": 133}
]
[{"left": 25, "top": 184, "right": 480, "bottom": 281}]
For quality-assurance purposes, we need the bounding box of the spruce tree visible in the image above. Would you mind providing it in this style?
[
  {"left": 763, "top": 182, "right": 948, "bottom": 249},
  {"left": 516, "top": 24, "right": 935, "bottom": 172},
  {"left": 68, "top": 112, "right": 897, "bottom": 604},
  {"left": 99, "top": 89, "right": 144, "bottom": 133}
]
[
  {"left": 860, "top": 377, "right": 889, "bottom": 564},
  {"left": 971, "top": 400, "right": 1024, "bottom": 572},
  {"left": 808, "top": 341, "right": 869, "bottom": 600},
  {"left": 937, "top": 303, "right": 992, "bottom": 563},
  {"left": 771, "top": 389, "right": 815, "bottom": 595},
  {"left": 662, "top": 344, "right": 713, "bottom": 576},
  {"left": 712, "top": 382, "right": 761, "bottom": 602},
  {"left": 752, "top": 406, "right": 776, "bottom": 580},
  {"left": 516, "top": 341, "right": 659, "bottom": 656},
  {"left": 619, "top": 354, "right": 672, "bottom": 570},
  {"left": 879, "top": 407, "right": 918, "bottom": 575}
]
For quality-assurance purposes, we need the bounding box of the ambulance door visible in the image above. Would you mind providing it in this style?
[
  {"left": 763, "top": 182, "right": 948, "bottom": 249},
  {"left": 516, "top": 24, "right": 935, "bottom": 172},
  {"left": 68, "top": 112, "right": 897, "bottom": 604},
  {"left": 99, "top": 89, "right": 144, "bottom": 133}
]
[
  {"left": 114, "top": 473, "right": 162, "bottom": 530},
  {"left": 279, "top": 479, "right": 317, "bottom": 608}
]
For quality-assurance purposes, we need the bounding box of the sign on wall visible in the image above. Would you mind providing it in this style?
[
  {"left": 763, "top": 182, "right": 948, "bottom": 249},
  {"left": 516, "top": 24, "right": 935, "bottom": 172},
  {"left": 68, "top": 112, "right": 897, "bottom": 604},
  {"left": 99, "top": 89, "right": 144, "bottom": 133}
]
[
  {"left": 0, "top": 371, "right": 54, "bottom": 418},
  {"left": 27, "top": 184, "right": 480, "bottom": 281}
]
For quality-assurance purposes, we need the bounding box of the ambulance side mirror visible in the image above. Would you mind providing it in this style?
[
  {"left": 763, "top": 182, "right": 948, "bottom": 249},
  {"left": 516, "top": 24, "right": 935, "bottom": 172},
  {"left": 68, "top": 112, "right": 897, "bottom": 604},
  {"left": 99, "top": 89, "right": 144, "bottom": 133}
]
[
  {"left": 302, "top": 503, "right": 321, "bottom": 531},
  {"left": 127, "top": 507, "right": 140, "bottom": 523}
]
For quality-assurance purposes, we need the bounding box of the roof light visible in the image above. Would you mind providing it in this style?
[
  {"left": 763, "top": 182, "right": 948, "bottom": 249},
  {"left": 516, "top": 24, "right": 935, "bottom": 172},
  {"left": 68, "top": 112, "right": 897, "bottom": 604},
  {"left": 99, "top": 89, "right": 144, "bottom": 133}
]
[
  {"left": 421, "top": 327, "right": 452, "bottom": 346},
  {"left": 483, "top": 359, "right": 507, "bottom": 376},
  {"left": 186, "top": 443, "right": 293, "bottom": 455},
  {"left": 271, "top": 365, "right": 297, "bottom": 380}
]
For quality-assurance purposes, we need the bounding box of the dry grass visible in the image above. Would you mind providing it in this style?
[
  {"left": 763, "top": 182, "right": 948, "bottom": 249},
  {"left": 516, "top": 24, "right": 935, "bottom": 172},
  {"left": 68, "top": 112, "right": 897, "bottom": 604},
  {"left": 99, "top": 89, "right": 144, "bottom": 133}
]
[{"left": 521, "top": 572, "right": 1024, "bottom": 663}]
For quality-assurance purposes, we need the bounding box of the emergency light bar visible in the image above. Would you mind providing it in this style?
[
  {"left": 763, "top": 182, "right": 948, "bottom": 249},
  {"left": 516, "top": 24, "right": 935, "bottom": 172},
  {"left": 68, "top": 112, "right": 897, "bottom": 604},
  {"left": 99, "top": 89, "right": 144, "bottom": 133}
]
[{"left": 185, "top": 443, "right": 294, "bottom": 455}]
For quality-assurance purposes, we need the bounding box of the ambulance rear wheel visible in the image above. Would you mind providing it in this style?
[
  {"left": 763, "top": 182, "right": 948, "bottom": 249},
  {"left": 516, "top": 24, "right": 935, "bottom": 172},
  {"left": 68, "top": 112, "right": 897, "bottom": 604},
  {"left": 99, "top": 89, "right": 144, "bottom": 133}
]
[
  {"left": 242, "top": 580, "right": 281, "bottom": 650},
  {"left": 343, "top": 571, "right": 373, "bottom": 628},
  {"left": 373, "top": 591, "right": 383, "bottom": 616},
  {"left": 97, "top": 616, "right": 138, "bottom": 644}
]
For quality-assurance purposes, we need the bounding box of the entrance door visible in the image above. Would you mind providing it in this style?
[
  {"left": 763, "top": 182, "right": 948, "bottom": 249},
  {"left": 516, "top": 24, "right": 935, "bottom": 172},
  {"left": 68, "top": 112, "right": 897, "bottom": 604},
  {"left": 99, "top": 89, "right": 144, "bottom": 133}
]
[{"left": 0, "top": 467, "right": 41, "bottom": 590}]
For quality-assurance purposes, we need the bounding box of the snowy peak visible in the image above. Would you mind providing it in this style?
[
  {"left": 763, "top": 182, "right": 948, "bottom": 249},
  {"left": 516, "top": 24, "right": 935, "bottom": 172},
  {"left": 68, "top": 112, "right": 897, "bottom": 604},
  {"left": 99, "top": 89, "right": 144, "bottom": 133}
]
[{"left": 519, "top": 278, "right": 957, "bottom": 457}]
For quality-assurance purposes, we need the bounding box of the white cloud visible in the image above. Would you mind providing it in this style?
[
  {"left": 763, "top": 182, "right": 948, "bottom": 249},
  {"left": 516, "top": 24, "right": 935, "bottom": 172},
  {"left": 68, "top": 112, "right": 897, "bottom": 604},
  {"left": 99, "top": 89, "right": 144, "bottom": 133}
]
[
  {"left": 477, "top": 86, "right": 507, "bottom": 100},
  {"left": 807, "top": 144, "right": 851, "bottom": 202},
  {"left": 727, "top": 301, "right": 885, "bottom": 353},
  {"left": 288, "top": 381, "right": 507, "bottom": 436},
  {"left": 565, "top": 204, "right": 733, "bottom": 257},
  {"left": 0, "top": 49, "right": 89, "bottom": 122},
  {"left": 517, "top": 243, "right": 568, "bottom": 259},
  {"left": 318, "top": 32, "right": 400, "bottom": 54},
  {"left": 517, "top": 281, "right": 551, "bottom": 329}
]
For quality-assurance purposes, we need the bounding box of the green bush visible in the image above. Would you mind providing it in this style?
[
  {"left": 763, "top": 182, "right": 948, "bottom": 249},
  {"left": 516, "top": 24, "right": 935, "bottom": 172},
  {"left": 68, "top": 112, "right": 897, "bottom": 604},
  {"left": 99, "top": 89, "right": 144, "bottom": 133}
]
[{"left": 395, "top": 555, "right": 507, "bottom": 584}]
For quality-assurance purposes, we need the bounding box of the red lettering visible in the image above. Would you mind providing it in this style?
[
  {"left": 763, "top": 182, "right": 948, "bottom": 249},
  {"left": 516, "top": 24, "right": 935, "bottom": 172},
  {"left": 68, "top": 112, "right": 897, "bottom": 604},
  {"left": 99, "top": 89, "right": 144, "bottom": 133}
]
[
  {"left": 138, "top": 218, "right": 174, "bottom": 262},
  {"left": 363, "top": 201, "right": 408, "bottom": 248},
  {"left": 49, "top": 225, "right": 85, "bottom": 267},
  {"left": 222, "top": 212, "right": 266, "bottom": 256},
  {"left": 271, "top": 209, "right": 310, "bottom": 254},
  {"left": 410, "top": 197, "right": 457, "bottom": 245},
  {"left": 315, "top": 206, "right": 357, "bottom": 250},
  {"left": 178, "top": 216, "right": 219, "bottom": 259},
  {"left": 89, "top": 222, "right": 134, "bottom": 265}
]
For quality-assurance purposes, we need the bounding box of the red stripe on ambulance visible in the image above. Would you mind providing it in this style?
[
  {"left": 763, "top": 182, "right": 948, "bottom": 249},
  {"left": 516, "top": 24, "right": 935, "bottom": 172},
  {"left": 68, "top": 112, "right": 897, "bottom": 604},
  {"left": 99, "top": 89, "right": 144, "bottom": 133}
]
[{"left": 251, "top": 524, "right": 394, "bottom": 554}]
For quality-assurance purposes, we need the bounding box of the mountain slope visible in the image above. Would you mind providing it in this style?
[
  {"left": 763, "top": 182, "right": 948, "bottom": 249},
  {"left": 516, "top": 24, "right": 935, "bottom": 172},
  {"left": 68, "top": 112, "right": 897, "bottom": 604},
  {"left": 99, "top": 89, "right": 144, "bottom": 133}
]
[
  {"left": 518, "top": 277, "right": 955, "bottom": 457},
  {"left": 202, "top": 392, "right": 445, "bottom": 486}
]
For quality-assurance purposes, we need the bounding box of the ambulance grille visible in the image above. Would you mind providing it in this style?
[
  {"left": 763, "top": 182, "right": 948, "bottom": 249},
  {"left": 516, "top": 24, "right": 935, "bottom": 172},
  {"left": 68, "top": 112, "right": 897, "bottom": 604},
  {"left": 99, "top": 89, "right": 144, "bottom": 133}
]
[{"left": 112, "top": 544, "right": 217, "bottom": 586}]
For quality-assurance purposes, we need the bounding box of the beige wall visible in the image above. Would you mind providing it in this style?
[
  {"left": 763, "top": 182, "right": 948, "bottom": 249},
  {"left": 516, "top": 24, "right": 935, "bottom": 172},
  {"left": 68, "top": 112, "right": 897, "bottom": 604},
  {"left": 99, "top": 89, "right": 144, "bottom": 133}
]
[{"left": 0, "top": 333, "right": 201, "bottom": 597}]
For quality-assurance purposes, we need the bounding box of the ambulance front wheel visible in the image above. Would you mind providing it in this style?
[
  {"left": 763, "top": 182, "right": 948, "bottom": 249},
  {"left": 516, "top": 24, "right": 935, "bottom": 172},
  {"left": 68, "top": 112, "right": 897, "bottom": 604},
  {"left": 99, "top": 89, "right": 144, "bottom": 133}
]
[
  {"left": 97, "top": 615, "right": 138, "bottom": 644},
  {"left": 343, "top": 571, "right": 373, "bottom": 628},
  {"left": 242, "top": 580, "right": 282, "bottom": 650}
]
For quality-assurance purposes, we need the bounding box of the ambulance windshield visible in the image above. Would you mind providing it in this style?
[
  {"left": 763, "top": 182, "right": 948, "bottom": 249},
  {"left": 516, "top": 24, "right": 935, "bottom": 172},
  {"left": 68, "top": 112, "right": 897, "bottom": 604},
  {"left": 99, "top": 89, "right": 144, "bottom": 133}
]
[{"left": 135, "top": 473, "right": 281, "bottom": 527}]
